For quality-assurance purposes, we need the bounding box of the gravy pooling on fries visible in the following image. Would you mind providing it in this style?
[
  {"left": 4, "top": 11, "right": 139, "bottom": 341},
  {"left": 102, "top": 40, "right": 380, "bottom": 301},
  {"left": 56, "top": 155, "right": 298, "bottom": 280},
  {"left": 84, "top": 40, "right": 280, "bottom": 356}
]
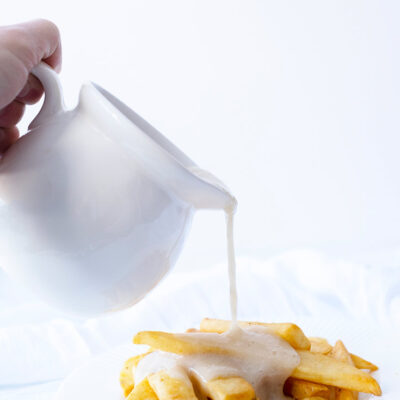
[
  {"left": 122, "top": 319, "right": 381, "bottom": 400},
  {"left": 134, "top": 325, "right": 299, "bottom": 400},
  {"left": 120, "top": 197, "right": 381, "bottom": 399}
]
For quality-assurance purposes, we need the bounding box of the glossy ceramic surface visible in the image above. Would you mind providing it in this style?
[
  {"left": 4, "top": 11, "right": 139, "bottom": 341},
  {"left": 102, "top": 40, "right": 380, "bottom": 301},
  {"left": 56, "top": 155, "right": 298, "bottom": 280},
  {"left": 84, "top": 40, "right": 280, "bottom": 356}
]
[{"left": 0, "top": 63, "right": 232, "bottom": 315}]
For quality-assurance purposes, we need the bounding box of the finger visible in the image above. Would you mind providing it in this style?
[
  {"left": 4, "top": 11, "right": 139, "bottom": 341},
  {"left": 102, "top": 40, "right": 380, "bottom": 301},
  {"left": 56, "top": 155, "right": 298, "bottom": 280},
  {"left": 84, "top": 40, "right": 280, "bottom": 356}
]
[
  {"left": 0, "top": 19, "right": 61, "bottom": 108},
  {"left": 16, "top": 73, "right": 44, "bottom": 105},
  {"left": 26, "top": 19, "right": 62, "bottom": 72},
  {"left": 0, "top": 100, "right": 25, "bottom": 128},
  {"left": 6, "top": 19, "right": 62, "bottom": 72},
  {"left": 0, "top": 126, "right": 19, "bottom": 153},
  {"left": 44, "top": 39, "right": 62, "bottom": 73}
]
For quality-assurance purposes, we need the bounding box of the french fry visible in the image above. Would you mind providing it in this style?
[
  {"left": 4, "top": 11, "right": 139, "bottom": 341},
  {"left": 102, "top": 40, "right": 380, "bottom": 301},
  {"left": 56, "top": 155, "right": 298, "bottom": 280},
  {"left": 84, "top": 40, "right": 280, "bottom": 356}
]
[
  {"left": 120, "top": 354, "right": 149, "bottom": 397},
  {"left": 301, "top": 397, "right": 331, "bottom": 400},
  {"left": 133, "top": 331, "right": 230, "bottom": 355},
  {"left": 350, "top": 354, "right": 378, "bottom": 372},
  {"left": 133, "top": 332, "right": 381, "bottom": 395},
  {"left": 329, "top": 341, "right": 353, "bottom": 365},
  {"left": 200, "top": 318, "right": 311, "bottom": 350},
  {"left": 336, "top": 389, "right": 356, "bottom": 400},
  {"left": 148, "top": 370, "right": 198, "bottom": 400},
  {"left": 208, "top": 377, "right": 256, "bottom": 400},
  {"left": 329, "top": 341, "right": 357, "bottom": 400},
  {"left": 328, "top": 387, "right": 337, "bottom": 400},
  {"left": 309, "top": 337, "right": 333, "bottom": 355},
  {"left": 126, "top": 378, "right": 158, "bottom": 400},
  {"left": 128, "top": 320, "right": 381, "bottom": 400},
  {"left": 283, "top": 378, "right": 330, "bottom": 399},
  {"left": 120, "top": 357, "right": 136, "bottom": 397},
  {"left": 292, "top": 351, "right": 381, "bottom": 396},
  {"left": 192, "top": 375, "right": 256, "bottom": 400}
]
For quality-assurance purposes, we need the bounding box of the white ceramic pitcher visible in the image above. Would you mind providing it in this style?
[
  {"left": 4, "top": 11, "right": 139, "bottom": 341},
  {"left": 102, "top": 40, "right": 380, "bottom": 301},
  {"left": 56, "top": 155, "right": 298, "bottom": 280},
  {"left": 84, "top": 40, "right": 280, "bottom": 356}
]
[{"left": 0, "top": 62, "right": 234, "bottom": 315}]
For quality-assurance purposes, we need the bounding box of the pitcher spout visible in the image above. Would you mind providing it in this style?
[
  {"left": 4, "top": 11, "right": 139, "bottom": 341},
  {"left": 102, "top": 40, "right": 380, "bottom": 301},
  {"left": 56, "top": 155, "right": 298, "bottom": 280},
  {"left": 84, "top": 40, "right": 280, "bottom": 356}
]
[
  {"left": 177, "top": 166, "right": 237, "bottom": 211},
  {"left": 77, "top": 82, "right": 236, "bottom": 212}
]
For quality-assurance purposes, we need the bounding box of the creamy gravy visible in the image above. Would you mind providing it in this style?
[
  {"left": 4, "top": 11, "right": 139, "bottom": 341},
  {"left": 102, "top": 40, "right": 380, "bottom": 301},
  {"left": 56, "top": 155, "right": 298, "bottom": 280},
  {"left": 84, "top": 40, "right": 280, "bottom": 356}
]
[
  {"left": 225, "top": 205, "right": 238, "bottom": 323},
  {"left": 187, "top": 166, "right": 239, "bottom": 323},
  {"left": 135, "top": 326, "right": 299, "bottom": 400},
  {"left": 135, "top": 176, "right": 300, "bottom": 399}
]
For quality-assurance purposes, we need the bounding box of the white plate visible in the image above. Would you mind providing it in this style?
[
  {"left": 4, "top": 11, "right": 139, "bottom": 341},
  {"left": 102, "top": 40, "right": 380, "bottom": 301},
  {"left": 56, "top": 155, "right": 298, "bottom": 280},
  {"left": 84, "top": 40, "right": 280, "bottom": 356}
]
[{"left": 55, "top": 255, "right": 400, "bottom": 399}]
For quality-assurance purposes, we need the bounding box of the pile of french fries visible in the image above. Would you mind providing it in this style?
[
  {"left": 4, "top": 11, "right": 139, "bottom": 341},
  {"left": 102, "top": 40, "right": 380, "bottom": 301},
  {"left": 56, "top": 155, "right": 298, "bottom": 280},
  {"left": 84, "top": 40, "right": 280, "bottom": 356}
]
[{"left": 120, "top": 318, "right": 381, "bottom": 400}]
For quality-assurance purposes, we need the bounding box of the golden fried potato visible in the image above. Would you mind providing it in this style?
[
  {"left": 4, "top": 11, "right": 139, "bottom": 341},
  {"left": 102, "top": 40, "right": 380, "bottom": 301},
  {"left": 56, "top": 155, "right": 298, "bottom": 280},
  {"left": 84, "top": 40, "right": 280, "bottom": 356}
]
[
  {"left": 133, "top": 331, "right": 230, "bottom": 355},
  {"left": 329, "top": 341, "right": 353, "bottom": 365},
  {"left": 336, "top": 389, "right": 356, "bottom": 400},
  {"left": 200, "top": 319, "right": 310, "bottom": 350},
  {"left": 148, "top": 370, "right": 198, "bottom": 400},
  {"left": 284, "top": 378, "right": 330, "bottom": 399},
  {"left": 309, "top": 337, "right": 333, "bottom": 355},
  {"left": 120, "top": 354, "right": 149, "bottom": 397},
  {"left": 193, "top": 375, "right": 256, "bottom": 400},
  {"left": 126, "top": 378, "right": 158, "bottom": 400},
  {"left": 292, "top": 351, "right": 381, "bottom": 395},
  {"left": 329, "top": 341, "right": 357, "bottom": 400},
  {"left": 120, "top": 357, "right": 136, "bottom": 397},
  {"left": 133, "top": 332, "right": 380, "bottom": 396},
  {"left": 128, "top": 319, "right": 381, "bottom": 400},
  {"left": 301, "top": 397, "right": 332, "bottom": 400},
  {"left": 350, "top": 354, "right": 378, "bottom": 372}
]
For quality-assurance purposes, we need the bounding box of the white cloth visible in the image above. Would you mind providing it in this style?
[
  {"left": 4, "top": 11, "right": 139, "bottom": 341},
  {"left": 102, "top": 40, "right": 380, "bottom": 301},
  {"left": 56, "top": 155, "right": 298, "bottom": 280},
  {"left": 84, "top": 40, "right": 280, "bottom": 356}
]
[{"left": 0, "top": 249, "right": 399, "bottom": 399}]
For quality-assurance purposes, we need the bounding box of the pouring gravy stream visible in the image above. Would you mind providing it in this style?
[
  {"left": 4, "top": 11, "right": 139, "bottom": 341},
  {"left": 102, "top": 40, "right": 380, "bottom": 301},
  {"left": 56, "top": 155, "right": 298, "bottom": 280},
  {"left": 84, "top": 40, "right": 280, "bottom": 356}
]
[{"left": 135, "top": 181, "right": 300, "bottom": 400}]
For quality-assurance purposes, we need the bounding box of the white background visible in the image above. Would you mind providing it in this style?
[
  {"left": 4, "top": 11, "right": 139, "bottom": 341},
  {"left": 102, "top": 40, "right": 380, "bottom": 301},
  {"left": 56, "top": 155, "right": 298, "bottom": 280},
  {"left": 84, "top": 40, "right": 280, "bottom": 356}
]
[
  {"left": 2, "top": 0, "right": 400, "bottom": 271},
  {"left": 1, "top": 3, "right": 400, "bottom": 398}
]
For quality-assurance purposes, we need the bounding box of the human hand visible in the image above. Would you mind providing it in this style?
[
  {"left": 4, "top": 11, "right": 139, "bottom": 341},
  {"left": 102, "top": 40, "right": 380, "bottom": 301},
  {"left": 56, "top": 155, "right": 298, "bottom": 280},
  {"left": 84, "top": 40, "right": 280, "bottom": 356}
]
[{"left": 0, "top": 19, "right": 61, "bottom": 153}]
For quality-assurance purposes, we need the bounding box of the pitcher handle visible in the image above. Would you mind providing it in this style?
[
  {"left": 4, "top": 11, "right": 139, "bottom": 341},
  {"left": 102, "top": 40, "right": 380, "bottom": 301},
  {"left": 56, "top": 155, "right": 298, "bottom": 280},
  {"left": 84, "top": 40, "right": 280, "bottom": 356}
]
[{"left": 29, "top": 62, "right": 66, "bottom": 130}]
